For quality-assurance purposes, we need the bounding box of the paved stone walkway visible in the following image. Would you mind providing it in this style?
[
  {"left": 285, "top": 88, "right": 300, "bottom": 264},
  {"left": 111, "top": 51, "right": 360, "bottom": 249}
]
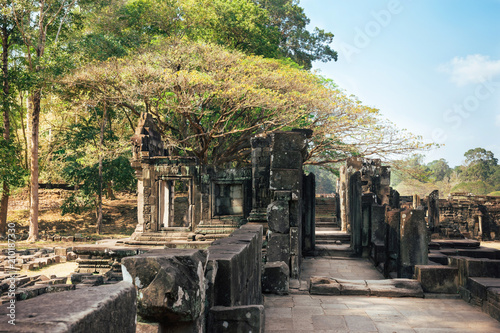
[
  {"left": 300, "top": 257, "right": 384, "bottom": 280},
  {"left": 266, "top": 256, "right": 500, "bottom": 332},
  {"left": 264, "top": 294, "right": 500, "bottom": 332}
]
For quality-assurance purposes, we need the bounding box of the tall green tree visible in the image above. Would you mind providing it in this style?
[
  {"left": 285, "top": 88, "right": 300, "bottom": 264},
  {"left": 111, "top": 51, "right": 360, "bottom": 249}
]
[
  {"left": 254, "top": 0, "right": 337, "bottom": 69},
  {"left": 462, "top": 148, "right": 498, "bottom": 182},
  {"left": 12, "top": 0, "right": 77, "bottom": 241},
  {"left": 57, "top": 109, "right": 136, "bottom": 234},
  {"left": 427, "top": 158, "right": 452, "bottom": 182}
]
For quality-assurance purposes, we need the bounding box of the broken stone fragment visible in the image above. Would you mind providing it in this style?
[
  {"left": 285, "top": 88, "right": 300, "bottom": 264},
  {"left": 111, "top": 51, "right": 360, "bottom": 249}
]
[
  {"left": 121, "top": 249, "right": 207, "bottom": 323},
  {"left": 309, "top": 276, "right": 341, "bottom": 295},
  {"left": 262, "top": 261, "right": 289, "bottom": 295}
]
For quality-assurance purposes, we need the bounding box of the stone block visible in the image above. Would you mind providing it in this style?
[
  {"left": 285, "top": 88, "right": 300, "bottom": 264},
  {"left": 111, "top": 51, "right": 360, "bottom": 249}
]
[
  {"left": 208, "top": 305, "right": 264, "bottom": 333},
  {"left": 266, "top": 232, "right": 290, "bottom": 263},
  {"left": 267, "top": 201, "right": 289, "bottom": 233},
  {"left": 309, "top": 276, "right": 341, "bottom": 295},
  {"left": 271, "top": 132, "right": 306, "bottom": 152},
  {"left": 336, "top": 279, "right": 369, "bottom": 296},
  {"left": 54, "top": 247, "right": 67, "bottom": 256},
  {"left": 121, "top": 249, "right": 207, "bottom": 325},
  {"left": 0, "top": 282, "right": 136, "bottom": 333},
  {"left": 399, "top": 209, "right": 428, "bottom": 278},
  {"left": 415, "top": 265, "right": 458, "bottom": 293},
  {"left": 206, "top": 224, "right": 263, "bottom": 308},
  {"left": 269, "top": 169, "right": 301, "bottom": 192},
  {"left": 467, "top": 277, "right": 500, "bottom": 301},
  {"left": 270, "top": 150, "right": 303, "bottom": 169},
  {"left": 367, "top": 279, "right": 424, "bottom": 297},
  {"left": 71, "top": 273, "right": 94, "bottom": 284},
  {"left": 262, "top": 261, "right": 289, "bottom": 295}
]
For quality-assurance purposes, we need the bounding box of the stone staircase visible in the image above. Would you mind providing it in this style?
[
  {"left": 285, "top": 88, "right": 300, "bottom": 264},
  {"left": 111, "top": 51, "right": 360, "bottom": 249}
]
[{"left": 314, "top": 214, "right": 353, "bottom": 257}]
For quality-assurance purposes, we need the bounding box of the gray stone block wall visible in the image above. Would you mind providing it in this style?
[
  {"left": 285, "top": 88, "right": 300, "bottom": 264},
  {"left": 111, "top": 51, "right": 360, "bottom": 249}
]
[{"left": 0, "top": 282, "right": 136, "bottom": 333}]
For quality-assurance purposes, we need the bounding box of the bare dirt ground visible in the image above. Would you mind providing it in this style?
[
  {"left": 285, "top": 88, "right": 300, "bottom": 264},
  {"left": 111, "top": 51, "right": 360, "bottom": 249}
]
[{"left": 2, "top": 189, "right": 137, "bottom": 248}]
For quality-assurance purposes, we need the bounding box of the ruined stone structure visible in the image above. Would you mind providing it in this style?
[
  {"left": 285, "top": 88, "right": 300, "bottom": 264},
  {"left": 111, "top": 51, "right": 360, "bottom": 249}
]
[
  {"left": 337, "top": 157, "right": 428, "bottom": 278},
  {"left": 129, "top": 114, "right": 315, "bottom": 278}
]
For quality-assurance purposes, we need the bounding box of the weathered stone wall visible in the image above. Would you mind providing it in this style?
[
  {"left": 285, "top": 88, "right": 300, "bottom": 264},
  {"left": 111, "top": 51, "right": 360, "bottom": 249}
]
[
  {"left": 266, "top": 131, "right": 309, "bottom": 279},
  {"left": 122, "top": 224, "right": 264, "bottom": 333},
  {"left": 437, "top": 194, "right": 500, "bottom": 240},
  {"left": 0, "top": 282, "right": 136, "bottom": 333}
]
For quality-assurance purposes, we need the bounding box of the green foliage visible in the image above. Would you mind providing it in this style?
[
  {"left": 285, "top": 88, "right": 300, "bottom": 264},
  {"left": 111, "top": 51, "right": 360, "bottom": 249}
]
[
  {"left": 77, "top": 0, "right": 337, "bottom": 69},
  {"left": 254, "top": 0, "right": 337, "bottom": 69},
  {"left": 462, "top": 147, "right": 498, "bottom": 182},
  {"left": 427, "top": 158, "right": 452, "bottom": 182},
  {"left": 451, "top": 181, "right": 495, "bottom": 196},
  {"left": 0, "top": 137, "right": 27, "bottom": 192},
  {"left": 61, "top": 156, "right": 136, "bottom": 215},
  {"left": 58, "top": 112, "right": 136, "bottom": 215},
  {"left": 304, "top": 164, "right": 337, "bottom": 194}
]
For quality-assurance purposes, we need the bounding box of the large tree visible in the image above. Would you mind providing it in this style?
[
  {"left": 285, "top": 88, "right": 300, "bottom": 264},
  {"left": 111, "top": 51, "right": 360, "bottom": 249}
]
[
  {"left": 12, "top": 0, "right": 77, "bottom": 241},
  {"left": 78, "top": 0, "right": 337, "bottom": 69},
  {"left": 62, "top": 40, "right": 430, "bottom": 168}
]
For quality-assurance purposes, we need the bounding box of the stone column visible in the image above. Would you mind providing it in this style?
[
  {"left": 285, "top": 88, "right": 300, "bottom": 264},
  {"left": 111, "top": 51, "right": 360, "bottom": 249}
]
[
  {"left": 248, "top": 136, "right": 272, "bottom": 223},
  {"left": 302, "top": 173, "right": 316, "bottom": 254},
  {"left": 361, "top": 193, "right": 376, "bottom": 257},
  {"left": 412, "top": 194, "right": 421, "bottom": 210},
  {"left": 427, "top": 190, "right": 439, "bottom": 230},
  {"left": 349, "top": 172, "right": 362, "bottom": 255},
  {"left": 399, "top": 209, "right": 428, "bottom": 278},
  {"left": 267, "top": 131, "right": 306, "bottom": 279},
  {"left": 370, "top": 203, "right": 386, "bottom": 265},
  {"left": 338, "top": 165, "right": 348, "bottom": 231},
  {"left": 385, "top": 209, "right": 401, "bottom": 278}
]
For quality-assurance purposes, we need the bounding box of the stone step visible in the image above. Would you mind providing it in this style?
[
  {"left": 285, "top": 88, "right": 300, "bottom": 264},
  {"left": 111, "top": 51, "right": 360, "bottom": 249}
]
[
  {"left": 309, "top": 277, "right": 424, "bottom": 297},
  {"left": 315, "top": 217, "right": 337, "bottom": 223},
  {"left": 316, "top": 232, "right": 351, "bottom": 242},
  {"left": 310, "top": 244, "right": 356, "bottom": 258},
  {"left": 316, "top": 221, "right": 338, "bottom": 226}
]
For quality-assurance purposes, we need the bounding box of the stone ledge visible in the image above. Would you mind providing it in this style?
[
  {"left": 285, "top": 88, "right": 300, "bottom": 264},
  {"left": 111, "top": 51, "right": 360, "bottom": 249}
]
[
  {"left": 310, "top": 277, "right": 423, "bottom": 297},
  {"left": 0, "top": 281, "right": 136, "bottom": 333}
]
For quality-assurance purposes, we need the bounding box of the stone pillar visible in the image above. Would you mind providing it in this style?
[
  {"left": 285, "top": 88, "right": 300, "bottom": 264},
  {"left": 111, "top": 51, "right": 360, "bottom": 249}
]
[
  {"left": 302, "top": 173, "right": 316, "bottom": 254},
  {"left": 389, "top": 188, "right": 400, "bottom": 209},
  {"left": 399, "top": 209, "right": 428, "bottom": 278},
  {"left": 427, "top": 190, "right": 439, "bottom": 230},
  {"left": 248, "top": 136, "right": 272, "bottom": 223},
  {"left": 370, "top": 203, "right": 386, "bottom": 266},
  {"left": 267, "top": 131, "right": 307, "bottom": 279},
  {"left": 349, "top": 172, "right": 362, "bottom": 255},
  {"left": 338, "top": 165, "right": 348, "bottom": 232},
  {"left": 412, "top": 194, "right": 421, "bottom": 210},
  {"left": 385, "top": 210, "right": 401, "bottom": 278},
  {"left": 378, "top": 166, "right": 391, "bottom": 206},
  {"left": 361, "top": 193, "right": 376, "bottom": 257}
]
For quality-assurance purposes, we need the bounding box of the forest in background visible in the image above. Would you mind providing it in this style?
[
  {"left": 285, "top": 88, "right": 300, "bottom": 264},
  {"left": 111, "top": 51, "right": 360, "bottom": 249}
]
[
  {"left": 0, "top": 0, "right": 442, "bottom": 239},
  {"left": 392, "top": 148, "right": 500, "bottom": 197}
]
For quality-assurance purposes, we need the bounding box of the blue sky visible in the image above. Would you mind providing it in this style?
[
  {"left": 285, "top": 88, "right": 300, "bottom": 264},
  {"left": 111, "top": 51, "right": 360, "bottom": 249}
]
[{"left": 301, "top": 0, "right": 500, "bottom": 167}]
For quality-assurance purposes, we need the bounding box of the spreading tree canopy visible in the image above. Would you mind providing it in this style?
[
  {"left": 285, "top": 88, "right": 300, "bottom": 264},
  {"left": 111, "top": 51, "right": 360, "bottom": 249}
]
[{"left": 62, "top": 40, "right": 431, "bottom": 167}]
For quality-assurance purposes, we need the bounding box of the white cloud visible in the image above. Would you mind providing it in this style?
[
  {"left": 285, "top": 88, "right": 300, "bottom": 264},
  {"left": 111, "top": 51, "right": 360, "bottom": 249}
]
[{"left": 438, "top": 54, "right": 500, "bottom": 86}]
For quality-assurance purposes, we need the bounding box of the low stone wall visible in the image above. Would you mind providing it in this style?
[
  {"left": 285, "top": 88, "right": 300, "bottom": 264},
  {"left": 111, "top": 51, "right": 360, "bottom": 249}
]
[
  {"left": 122, "top": 223, "right": 264, "bottom": 333},
  {"left": 0, "top": 281, "right": 136, "bottom": 332}
]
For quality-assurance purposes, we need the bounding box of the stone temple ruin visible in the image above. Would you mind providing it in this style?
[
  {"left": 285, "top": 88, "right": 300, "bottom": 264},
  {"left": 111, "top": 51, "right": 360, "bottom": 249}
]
[{"left": 2, "top": 113, "right": 500, "bottom": 332}]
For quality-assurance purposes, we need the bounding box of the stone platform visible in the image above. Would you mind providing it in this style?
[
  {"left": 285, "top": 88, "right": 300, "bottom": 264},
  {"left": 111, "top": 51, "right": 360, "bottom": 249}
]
[{"left": 268, "top": 255, "right": 500, "bottom": 332}]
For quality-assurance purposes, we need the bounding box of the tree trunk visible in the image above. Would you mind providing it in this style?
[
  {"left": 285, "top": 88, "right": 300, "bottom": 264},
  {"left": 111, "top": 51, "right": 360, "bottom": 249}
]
[
  {"left": 27, "top": 90, "right": 41, "bottom": 242},
  {"left": 106, "top": 182, "right": 116, "bottom": 200},
  {"left": 96, "top": 107, "right": 108, "bottom": 234},
  {"left": 0, "top": 25, "right": 10, "bottom": 236}
]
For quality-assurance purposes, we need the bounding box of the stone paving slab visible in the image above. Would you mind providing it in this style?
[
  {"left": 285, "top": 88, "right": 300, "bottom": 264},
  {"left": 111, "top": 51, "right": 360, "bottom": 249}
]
[
  {"left": 300, "top": 257, "right": 384, "bottom": 280},
  {"left": 264, "top": 294, "right": 500, "bottom": 332}
]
